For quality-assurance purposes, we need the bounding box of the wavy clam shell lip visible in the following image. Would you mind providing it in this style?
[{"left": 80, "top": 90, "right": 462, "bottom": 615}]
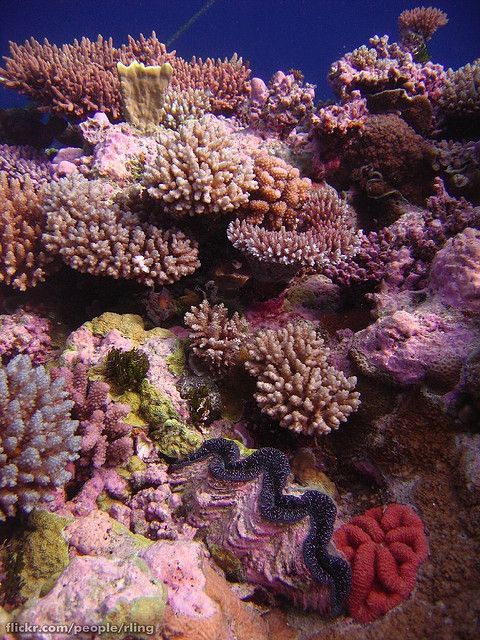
[{"left": 170, "top": 437, "right": 352, "bottom": 615}]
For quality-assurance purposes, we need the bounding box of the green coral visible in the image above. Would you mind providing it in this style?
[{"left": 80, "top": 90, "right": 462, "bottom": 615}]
[
  {"left": 139, "top": 380, "right": 202, "bottom": 457},
  {"left": 105, "top": 347, "right": 149, "bottom": 392},
  {"left": 6, "top": 510, "right": 70, "bottom": 600}
]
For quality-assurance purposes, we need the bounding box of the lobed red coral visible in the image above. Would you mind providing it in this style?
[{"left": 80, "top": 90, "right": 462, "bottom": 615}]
[{"left": 334, "top": 504, "right": 429, "bottom": 623}]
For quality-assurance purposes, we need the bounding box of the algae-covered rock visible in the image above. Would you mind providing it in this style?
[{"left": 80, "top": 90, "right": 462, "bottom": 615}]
[
  {"left": 7, "top": 510, "right": 71, "bottom": 600},
  {"left": 140, "top": 380, "right": 202, "bottom": 457}
]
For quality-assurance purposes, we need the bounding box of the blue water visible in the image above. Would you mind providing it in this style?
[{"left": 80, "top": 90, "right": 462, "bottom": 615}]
[{"left": 1, "top": 0, "right": 479, "bottom": 109}]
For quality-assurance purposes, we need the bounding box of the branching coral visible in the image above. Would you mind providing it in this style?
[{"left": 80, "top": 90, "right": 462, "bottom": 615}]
[
  {"left": 334, "top": 504, "right": 429, "bottom": 622},
  {"left": 439, "top": 59, "right": 480, "bottom": 118},
  {"left": 53, "top": 363, "right": 133, "bottom": 470},
  {"left": 242, "top": 152, "right": 311, "bottom": 230},
  {"left": 0, "top": 173, "right": 57, "bottom": 290},
  {"left": 398, "top": 6, "right": 448, "bottom": 50},
  {"left": 184, "top": 300, "right": 250, "bottom": 375},
  {"left": 0, "top": 144, "right": 54, "bottom": 186},
  {"left": 170, "top": 438, "right": 352, "bottom": 615},
  {"left": 42, "top": 174, "right": 200, "bottom": 285},
  {"left": 244, "top": 322, "right": 360, "bottom": 435},
  {"left": 0, "top": 355, "right": 80, "bottom": 520},
  {"left": 143, "top": 115, "right": 257, "bottom": 218},
  {"left": 0, "top": 311, "right": 53, "bottom": 365},
  {"left": 248, "top": 70, "right": 315, "bottom": 138}
]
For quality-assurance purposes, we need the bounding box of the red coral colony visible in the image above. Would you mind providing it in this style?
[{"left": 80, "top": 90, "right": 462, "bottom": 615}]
[{"left": 0, "top": 5, "right": 478, "bottom": 640}]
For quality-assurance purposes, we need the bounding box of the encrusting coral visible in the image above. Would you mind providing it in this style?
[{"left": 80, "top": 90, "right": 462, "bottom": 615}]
[
  {"left": 143, "top": 114, "right": 257, "bottom": 218},
  {"left": 0, "top": 355, "right": 80, "bottom": 520},
  {"left": 42, "top": 173, "right": 200, "bottom": 285},
  {"left": 244, "top": 322, "right": 360, "bottom": 435}
]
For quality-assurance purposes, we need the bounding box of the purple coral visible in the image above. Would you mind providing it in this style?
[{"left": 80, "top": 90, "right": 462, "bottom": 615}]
[
  {"left": 0, "top": 143, "right": 54, "bottom": 187},
  {"left": 53, "top": 363, "right": 133, "bottom": 470},
  {"left": 0, "top": 311, "right": 53, "bottom": 364},
  {"left": 0, "top": 355, "right": 80, "bottom": 520}
]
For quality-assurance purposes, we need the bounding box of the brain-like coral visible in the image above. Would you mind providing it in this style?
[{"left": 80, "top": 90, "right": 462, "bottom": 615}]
[
  {"left": 0, "top": 173, "right": 58, "bottom": 290},
  {"left": 185, "top": 300, "right": 250, "bottom": 375},
  {"left": 143, "top": 115, "right": 257, "bottom": 218},
  {"left": 244, "top": 322, "right": 360, "bottom": 435},
  {"left": 42, "top": 174, "right": 200, "bottom": 285},
  {"left": 334, "top": 504, "right": 429, "bottom": 623},
  {"left": 242, "top": 152, "right": 311, "bottom": 230},
  {"left": 0, "top": 355, "right": 80, "bottom": 520}
]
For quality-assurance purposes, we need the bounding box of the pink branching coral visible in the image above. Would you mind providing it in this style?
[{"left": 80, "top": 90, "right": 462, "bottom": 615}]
[
  {"left": 184, "top": 300, "right": 250, "bottom": 375},
  {"left": 248, "top": 70, "right": 315, "bottom": 138},
  {"left": 398, "top": 7, "right": 448, "bottom": 49},
  {"left": 171, "top": 53, "right": 251, "bottom": 114},
  {"left": 143, "top": 115, "right": 257, "bottom": 218},
  {"left": 0, "top": 33, "right": 175, "bottom": 120},
  {"left": 0, "top": 355, "right": 80, "bottom": 520},
  {"left": 328, "top": 35, "right": 447, "bottom": 105},
  {"left": 0, "top": 144, "right": 54, "bottom": 186},
  {"left": 242, "top": 152, "right": 311, "bottom": 230},
  {"left": 244, "top": 322, "right": 360, "bottom": 435},
  {"left": 312, "top": 92, "right": 369, "bottom": 139},
  {"left": 53, "top": 363, "right": 133, "bottom": 470},
  {"left": 42, "top": 174, "right": 200, "bottom": 285},
  {"left": 0, "top": 173, "right": 58, "bottom": 290},
  {"left": 0, "top": 311, "right": 53, "bottom": 365}
]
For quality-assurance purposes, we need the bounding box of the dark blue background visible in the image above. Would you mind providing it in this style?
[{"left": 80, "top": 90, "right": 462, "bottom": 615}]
[{"left": 1, "top": 0, "right": 479, "bottom": 108}]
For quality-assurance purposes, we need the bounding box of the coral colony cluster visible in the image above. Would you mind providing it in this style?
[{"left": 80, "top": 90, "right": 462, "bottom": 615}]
[{"left": 0, "top": 6, "right": 479, "bottom": 640}]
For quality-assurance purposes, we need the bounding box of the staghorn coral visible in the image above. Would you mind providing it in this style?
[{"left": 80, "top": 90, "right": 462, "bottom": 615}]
[
  {"left": 0, "top": 173, "right": 57, "bottom": 290},
  {"left": 244, "top": 322, "right": 360, "bottom": 435},
  {"left": 242, "top": 152, "right": 311, "bottom": 230},
  {"left": 0, "top": 355, "right": 80, "bottom": 521},
  {"left": 0, "top": 144, "right": 54, "bottom": 186},
  {"left": 184, "top": 300, "right": 250, "bottom": 375},
  {"left": 439, "top": 59, "right": 480, "bottom": 119},
  {"left": 143, "top": 115, "right": 257, "bottom": 218},
  {"left": 0, "top": 311, "right": 53, "bottom": 365},
  {"left": 155, "top": 87, "right": 211, "bottom": 130},
  {"left": 42, "top": 174, "right": 200, "bottom": 286},
  {"left": 0, "top": 33, "right": 175, "bottom": 120},
  {"left": 171, "top": 53, "right": 251, "bottom": 114},
  {"left": 398, "top": 6, "right": 448, "bottom": 51},
  {"left": 53, "top": 363, "right": 133, "bottom": 470},
  {"left": 334, "top": 504, "right": 429, "bottom": 623},
  {"left": 170, "top": 438, "right": 352, "bottom": 615}
]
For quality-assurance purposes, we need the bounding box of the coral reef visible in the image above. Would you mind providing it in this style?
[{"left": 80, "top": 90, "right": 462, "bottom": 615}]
[
  {"left": 0, "top": 311, "right": 53, "bottom": 364},
  {"left": 171, "top": 438, "right": 352, "bottom": 615},
  {"left": 244, "top": 323, "right": 360, "bottom": 435},
  {"left": 334, "top": 504, "right": 429, "bottom": 622},
  {"left": 0, "top": 356, "right": 80, "bottom": 520}
]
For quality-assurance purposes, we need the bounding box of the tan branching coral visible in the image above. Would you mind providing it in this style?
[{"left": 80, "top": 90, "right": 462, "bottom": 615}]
[
  {"left": 440, "top": 59, "right": 480, "bottom": 118},
  {"left": 0, "top": 173, "right": 57, "bottom": 290},
  {"left": 184, "top": 300, "right": 250, "bottom": 375},
  {"left": 42, "top": 174, "right": 199, "bottom": 286},
  {"left": 143, "top": 115, "right": 257, "bottom": 218},
  {"left": 243, "top": 153, "right": 311, "bottom": 230},
  {"left": 117, "top": 60, "right": 173, "bottom": 130},
  {"left": 244, "top": 322, "right": 360, "bottom": 435},
  {"left": 156, "top": 88, "right": 211, "bottom": 130}
]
